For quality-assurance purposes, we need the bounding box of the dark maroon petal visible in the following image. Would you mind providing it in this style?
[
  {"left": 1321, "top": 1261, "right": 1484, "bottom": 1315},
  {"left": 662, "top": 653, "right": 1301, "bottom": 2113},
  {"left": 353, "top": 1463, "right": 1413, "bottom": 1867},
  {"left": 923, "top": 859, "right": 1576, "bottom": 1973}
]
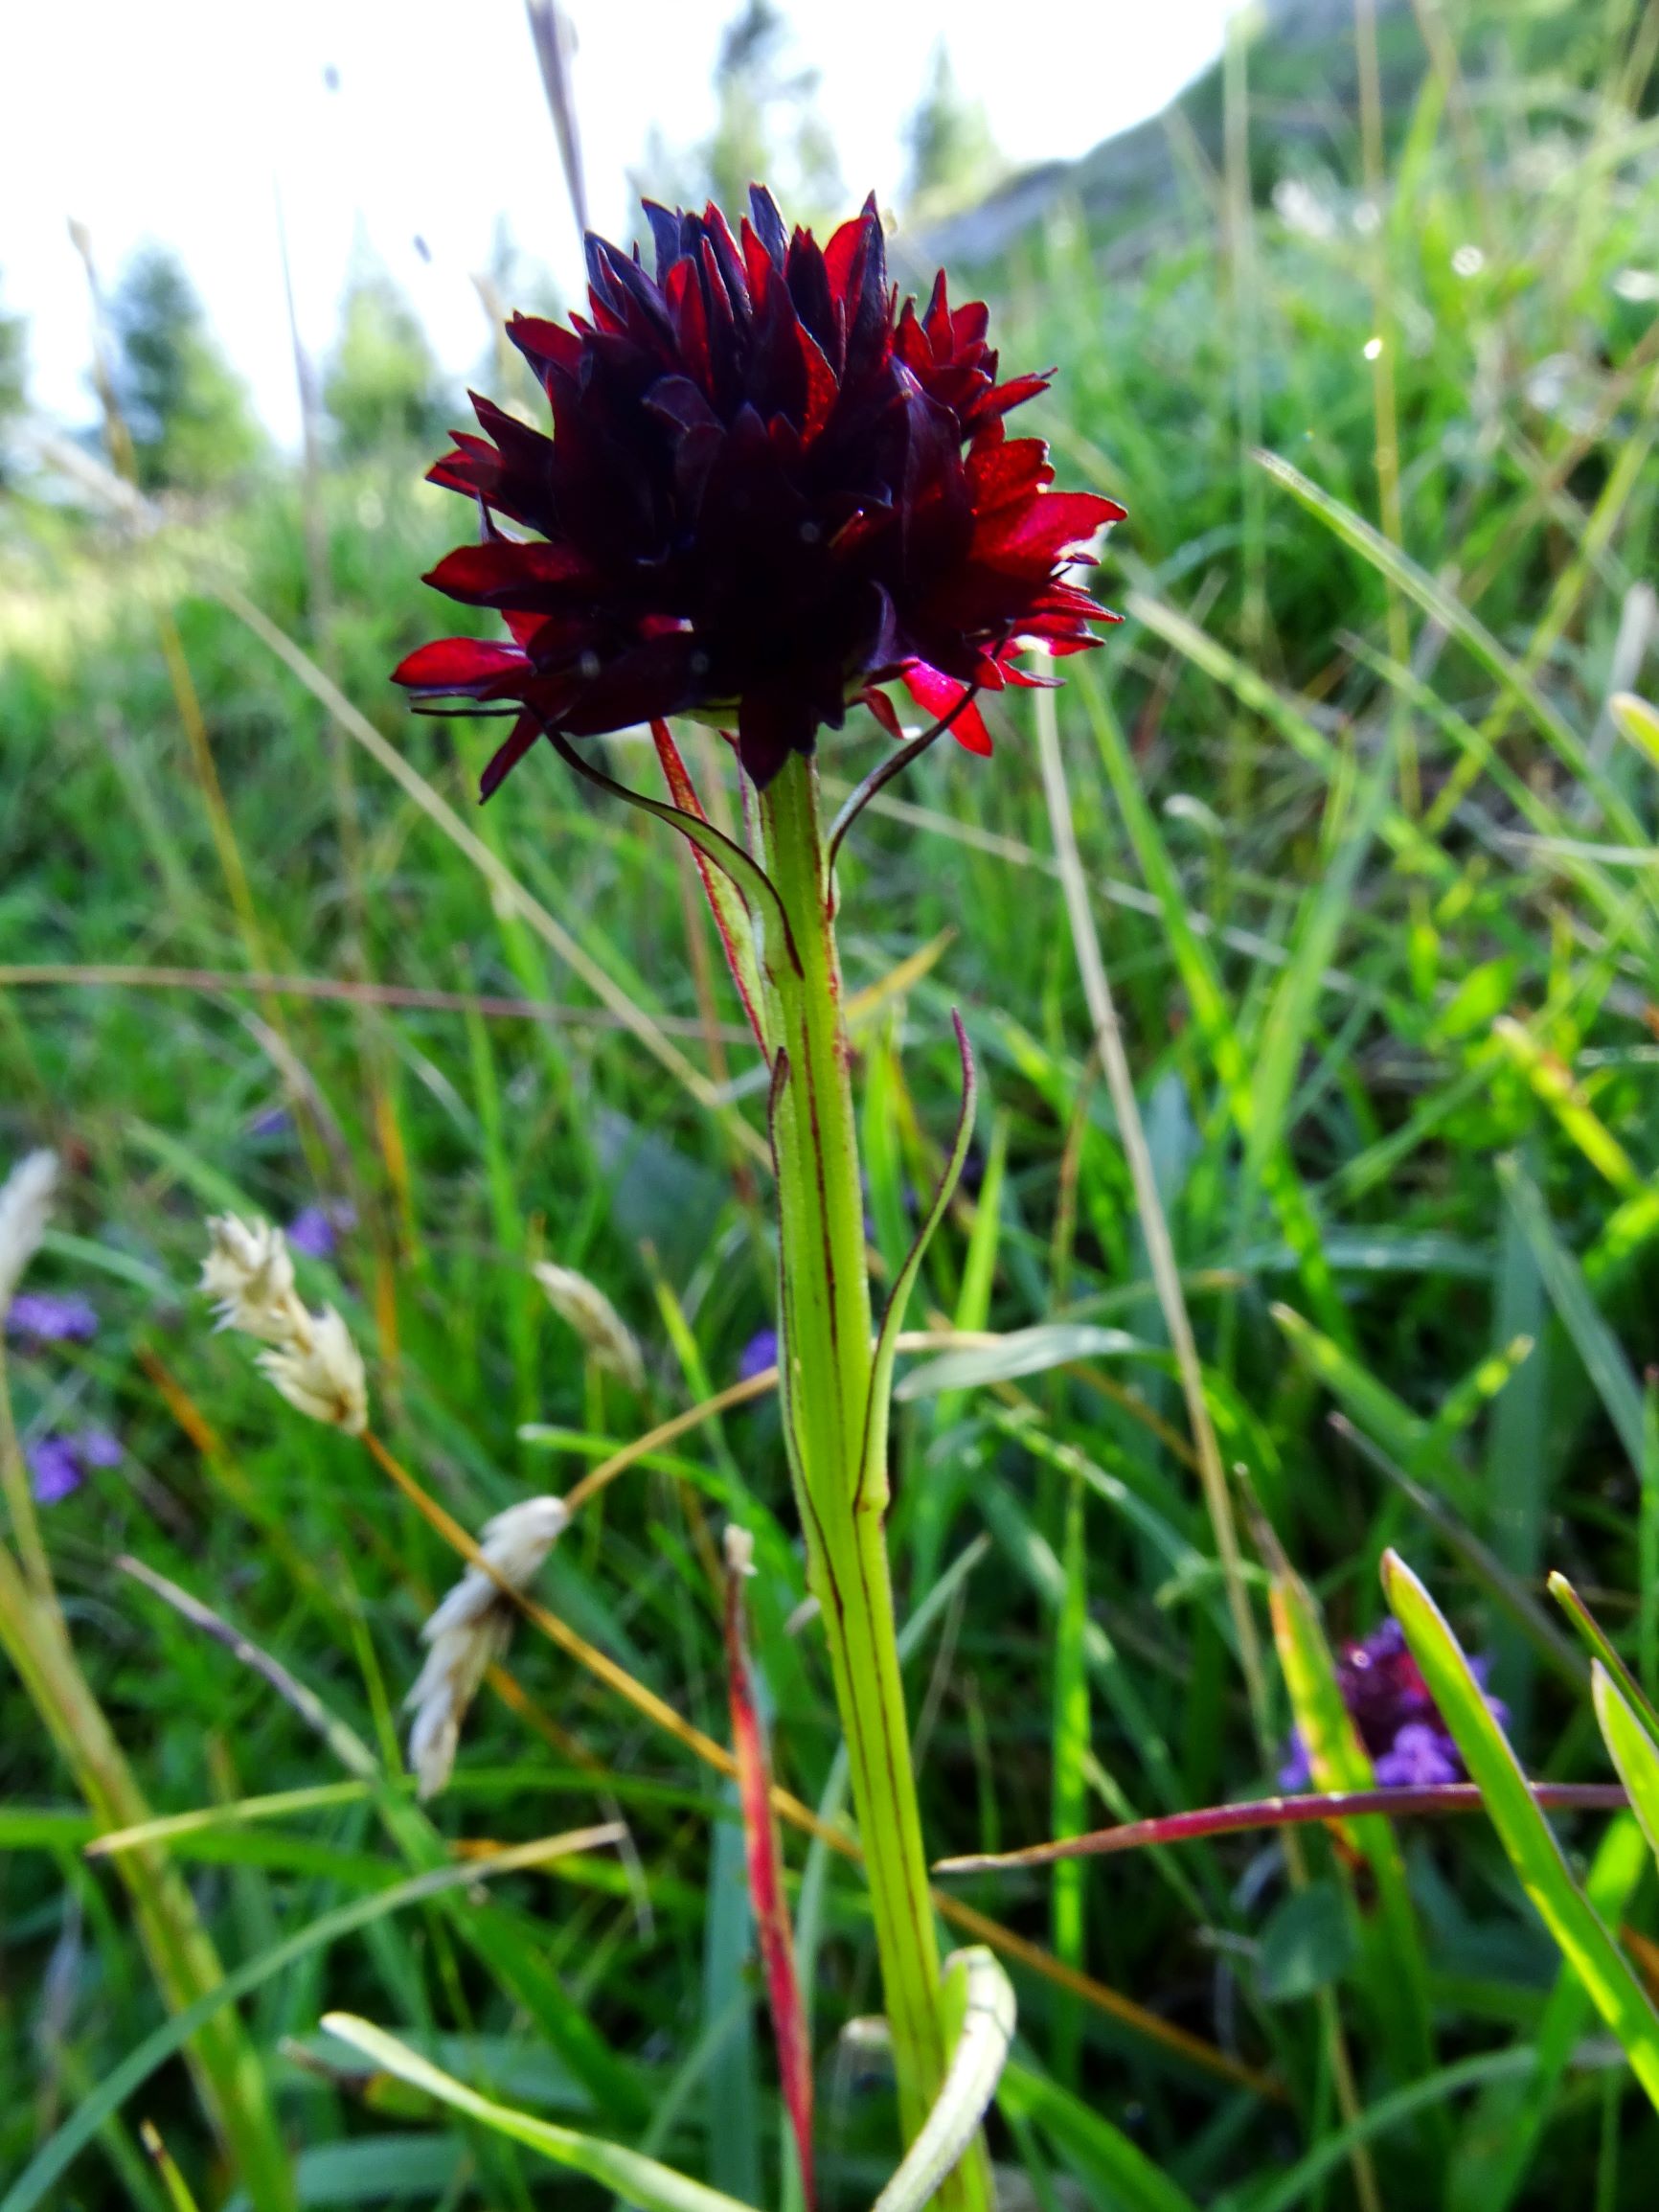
[
  {"left": 507, "top": 314, "right": 581, "bottom": 381},
  {"left": 747, "top": 184, "right": 788, "bottom": 270},
  {"left": 701, "top": 201, "right": 752, "bottom": 319},
  {"left": 976, "top": 490, "right": 1125, "bottom": 571},
  {"left": 860, "top": 685, "right": 905, "bottom": 741},
  {"left": 393, "top": 638, "right": 530, "bottom": 696},
  {"left": 424, "top": 539, "right": 593, "bottom": 608},
  {"left": 480, "top": 713, "right": 544, "bottom": 798},
  {"left": 784, "top": 230, "right": 837, "bottom": 358},
  {"left": 642, "top": 199, "right": 685, "bottom": 280},
  {"left": 738, "top": 684, "right": 816, "bottom": 785}
]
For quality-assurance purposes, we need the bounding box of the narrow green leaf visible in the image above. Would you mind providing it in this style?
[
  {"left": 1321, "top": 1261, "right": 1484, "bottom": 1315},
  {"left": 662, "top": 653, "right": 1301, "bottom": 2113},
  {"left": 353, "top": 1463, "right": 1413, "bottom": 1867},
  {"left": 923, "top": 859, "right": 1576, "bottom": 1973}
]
[
  {"left": 1498, "top": 1157, "right": 1647, "bottom": 1465},
  {"left": 1270, "top": 1303, "right": 1477, "bottom": 1513},
  {"left": 321, "top": 2015, "right": 756, "bottom": 2212},
  {"left": 1592, "top": 1664, "right": 1659, "bottom": 1866},
  {"left": 1448, "top": 1814, "right": 1651, "bottom": 2212},
  {"left": 1051, "top": 1478, "right": 1089, "bottom": 2086},
  {"left": 997, "top": 2060, "right": 1201, "bottom": 2212},
  {"left": 872, "top": 1950, "right": 1015, "bottom": 2212},
  {"left": 897, "top": 1324, "right": 1147, "bottom": 1402},
  {"left": 1262, "top": 1528, "right": 1437, "bottom": 2093},
  {"left": 1247, "top": 2048, "right": 1541, "bottom": 2212},
  {"left": 1548, "top": 1574, "right": 1659, "bottom": 1747},
  {"left": 0, "top": 1828, "right": 625, "bottom": 2212},
  {"left": 1255, "top": 449, "right": 1642, "bottom": 841},
  {"left": 1382, "top": 1552, "right": 1659, "bottom": 2107},
  {"left": 1609, "top": 692, "right": 1659, "bottom": 770},
  {"left": 857, "top": 1011, "right": 976, "bottom": 1512}
]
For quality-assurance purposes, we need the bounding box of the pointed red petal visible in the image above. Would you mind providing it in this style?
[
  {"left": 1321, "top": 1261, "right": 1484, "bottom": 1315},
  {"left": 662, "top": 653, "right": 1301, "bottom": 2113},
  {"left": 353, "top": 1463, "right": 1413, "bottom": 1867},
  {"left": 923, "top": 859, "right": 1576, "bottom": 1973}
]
[
  {"left": 901, "top": 662, "right": 992, "bottom": 756},
  {"left": 479, "top": 713, "right": 543, "bottom": 799},
  {"left": 859, "top": 685, "right": 905, "bottom": 741},
  {"left": 391, "top": 638, "right": 529, "bottom": 696}
]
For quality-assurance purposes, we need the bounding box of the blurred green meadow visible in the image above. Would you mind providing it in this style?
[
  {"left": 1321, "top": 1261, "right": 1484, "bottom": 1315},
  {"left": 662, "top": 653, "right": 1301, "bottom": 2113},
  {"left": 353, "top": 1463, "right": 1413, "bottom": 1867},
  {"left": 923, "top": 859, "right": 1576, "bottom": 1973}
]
[{"left": 4, "top": 1, "right": 1659, "bottom": 2204}]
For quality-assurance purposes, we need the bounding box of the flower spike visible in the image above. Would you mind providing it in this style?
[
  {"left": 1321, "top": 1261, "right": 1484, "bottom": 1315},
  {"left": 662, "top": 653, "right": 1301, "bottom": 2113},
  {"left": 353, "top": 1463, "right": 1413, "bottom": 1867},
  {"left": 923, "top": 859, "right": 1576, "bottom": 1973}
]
[{"left": 394, "top": 189, "right": 1122, "bottom": 793}]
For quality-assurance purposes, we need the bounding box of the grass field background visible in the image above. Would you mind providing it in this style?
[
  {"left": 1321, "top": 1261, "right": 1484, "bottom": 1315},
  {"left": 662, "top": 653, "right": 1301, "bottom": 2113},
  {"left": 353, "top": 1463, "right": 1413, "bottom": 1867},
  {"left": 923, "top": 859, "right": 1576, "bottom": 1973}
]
[{"left": 4, "top": 3, "right": 1659, "bottom": 2204}]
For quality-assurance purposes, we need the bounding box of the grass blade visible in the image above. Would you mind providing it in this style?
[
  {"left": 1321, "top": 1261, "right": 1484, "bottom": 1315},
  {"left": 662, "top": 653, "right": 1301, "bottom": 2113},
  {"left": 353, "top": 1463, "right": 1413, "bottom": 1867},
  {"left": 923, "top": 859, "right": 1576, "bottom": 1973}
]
[
  {"left": 1592, "top": 1663, "right": 1659, "bottom": 1864},
  {"left": 0, "top": 1828, "right": 624, "bottom": 2212},
  {"left": 872, "top": 1950, "right": 1015, "bottom": 2212},
  {"left": 1382, "top": 1550, "right": 1659, "bottom": 2106},
  {"left": 321, "top": 2013, "right": 757, "bottom": 2212}
]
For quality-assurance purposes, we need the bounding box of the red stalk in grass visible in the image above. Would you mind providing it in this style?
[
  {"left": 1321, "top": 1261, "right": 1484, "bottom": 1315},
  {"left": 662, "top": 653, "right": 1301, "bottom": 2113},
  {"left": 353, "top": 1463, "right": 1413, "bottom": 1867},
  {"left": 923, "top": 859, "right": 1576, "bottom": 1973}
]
[
  {"left": 723, "top": 1530, "right": 815, "bottom": 2210},
  {"left": 933, "top": 1782, "right": 1630, "bottom": 1874}
]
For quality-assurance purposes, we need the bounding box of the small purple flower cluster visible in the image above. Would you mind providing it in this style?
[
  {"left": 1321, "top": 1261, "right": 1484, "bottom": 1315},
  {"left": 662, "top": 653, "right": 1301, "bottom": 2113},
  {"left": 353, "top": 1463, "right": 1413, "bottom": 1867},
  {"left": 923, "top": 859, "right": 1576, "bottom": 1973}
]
[
  {"left": 1279, "top": 1619, "right": 1506, "bottom": 1790},
  {"left": 737, "top": 1328, "right": 779, "bottom": 1384},
  {"left": 6, "top": 1291, "right": 99, "bottom": 1346},
  {"left": 6, "top": 1282, "right": 121, "bottom": 1505},
  {"left": 285, "top": 1200, "right": 357, "bottom": 1262},
  {"left": 26, "top": 1427, "right": 122, "bottom": 1505}
]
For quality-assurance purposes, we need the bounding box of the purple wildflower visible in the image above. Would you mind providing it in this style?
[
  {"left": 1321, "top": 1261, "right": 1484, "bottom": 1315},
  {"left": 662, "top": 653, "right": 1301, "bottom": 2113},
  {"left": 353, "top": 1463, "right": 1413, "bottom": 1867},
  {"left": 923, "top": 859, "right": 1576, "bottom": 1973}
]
[
  {"left": 285, "top": 1201, "right": 356, "bottom": 1261},
  {"left": 26, "top": 1427, "right": 121, "bottom": 1504},
  {"left": 1278, "top": 1617, "right": 1507, "bottom": 1790},
  {"left": 6, "top": 1291, "right": 99, "bottom": 1345},
  {"left": 27, "top": 1436, "right": 84, "bottom": 1504},
  {"left": 738, "top": 1328, "right": 779, "bottom": 1384},
  {"left": 1374, "top": 1722, "right": 1462, "bottom": 1788}
]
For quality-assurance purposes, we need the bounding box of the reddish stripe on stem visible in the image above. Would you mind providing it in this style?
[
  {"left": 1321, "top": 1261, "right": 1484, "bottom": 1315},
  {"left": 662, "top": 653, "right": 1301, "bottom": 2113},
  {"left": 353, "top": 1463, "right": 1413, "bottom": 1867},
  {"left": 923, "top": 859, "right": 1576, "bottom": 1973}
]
[{"left": 724, "top": 1538, "right": 816, "bottom": 2209}]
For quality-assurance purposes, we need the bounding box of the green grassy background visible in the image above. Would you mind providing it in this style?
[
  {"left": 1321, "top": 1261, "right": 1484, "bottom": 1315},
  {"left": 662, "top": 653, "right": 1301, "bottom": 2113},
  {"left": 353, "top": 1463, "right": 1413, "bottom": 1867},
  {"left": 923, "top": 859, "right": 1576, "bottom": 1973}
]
[{"left": 4, "top": 2, "right": 1659, "bottom": 2204}]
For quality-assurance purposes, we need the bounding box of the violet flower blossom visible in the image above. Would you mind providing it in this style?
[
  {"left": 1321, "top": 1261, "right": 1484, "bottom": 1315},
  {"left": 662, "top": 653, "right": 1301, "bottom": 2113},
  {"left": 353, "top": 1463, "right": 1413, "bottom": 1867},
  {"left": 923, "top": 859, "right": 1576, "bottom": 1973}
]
[
  {"left": 26, "top": 1427, "right": 122, "bottom": 1505},
  {"left": 1278, "top": 1618, "right": 1506, "bottom": 1790},
  {"left": 6, "top": 1292, "right": 99, "bottom": 1346}
]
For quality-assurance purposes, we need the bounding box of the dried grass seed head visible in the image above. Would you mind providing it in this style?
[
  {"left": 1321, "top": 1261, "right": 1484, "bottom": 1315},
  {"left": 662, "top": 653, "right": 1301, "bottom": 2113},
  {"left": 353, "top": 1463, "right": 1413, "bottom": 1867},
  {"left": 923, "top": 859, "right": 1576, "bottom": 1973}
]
[
  {"left": 533, "top": 1262, "right": 646, "bottom": 1390},
  {"left": 403, "top": 1494, "right": 569, "bottom": 1798},
  {"left": 0, "top": 1151, "right": 59, "bottom": 1310},
  {"left": 201, "top": 1214, "right": 301, "bottom": 1341},
  {"left": 200, "top": 1213, "right": 370, "bottom": 1434},
  {"left": 257, "top": 1309, "right": 368, "bottom": 1436}
]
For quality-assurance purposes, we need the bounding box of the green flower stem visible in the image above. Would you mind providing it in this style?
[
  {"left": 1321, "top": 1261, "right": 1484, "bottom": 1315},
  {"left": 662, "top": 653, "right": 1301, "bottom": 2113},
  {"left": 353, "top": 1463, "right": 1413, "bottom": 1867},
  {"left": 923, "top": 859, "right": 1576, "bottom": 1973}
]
[{"left": 758, "top": 754, "right": 989, "bottom": 2212}]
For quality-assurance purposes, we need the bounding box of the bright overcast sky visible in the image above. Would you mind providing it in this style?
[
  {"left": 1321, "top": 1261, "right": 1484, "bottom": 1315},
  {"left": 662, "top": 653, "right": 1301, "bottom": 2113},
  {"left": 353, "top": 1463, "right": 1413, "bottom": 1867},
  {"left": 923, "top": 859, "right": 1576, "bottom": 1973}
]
[{"left": 3, "top": 1, "right": 1238, "bottom": 446}]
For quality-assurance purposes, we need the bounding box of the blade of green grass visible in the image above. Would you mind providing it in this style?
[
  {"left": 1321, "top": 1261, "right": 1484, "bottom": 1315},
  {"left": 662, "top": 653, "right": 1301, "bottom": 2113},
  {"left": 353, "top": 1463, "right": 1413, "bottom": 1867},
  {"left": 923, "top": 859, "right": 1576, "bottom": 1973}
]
[
  {"left": 1591, "top": 1664, "right": 1659, "bottom": 1864},
  {"left": 321, "top": 2013, "right": 757, "bottom": 2212},
  {"left": 1382, "top": 1551, "right": 1659, "bottom": 2106},
  {"left": 0, "top": 1827, "right": 625, "bottom": 2212}
]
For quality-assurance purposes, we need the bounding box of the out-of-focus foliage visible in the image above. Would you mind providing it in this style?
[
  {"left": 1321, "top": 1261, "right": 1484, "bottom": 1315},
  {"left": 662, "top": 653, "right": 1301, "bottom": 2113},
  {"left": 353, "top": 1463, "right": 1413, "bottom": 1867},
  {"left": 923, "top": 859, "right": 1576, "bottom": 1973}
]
[
  {"left": 0, "top": 270, "right": 26, "bottom": 486},
  {"left": 323, "top": 262, "right": 454, "bottom": 464},
  {"left": 107, "top": 242, "right": 263, "bottom": 492},
  {"left": 632, "top": 0, "right": 842, "bottom": 233},
  {"left": 900, "top": 43, "right": 1003, "bottom": 223}
]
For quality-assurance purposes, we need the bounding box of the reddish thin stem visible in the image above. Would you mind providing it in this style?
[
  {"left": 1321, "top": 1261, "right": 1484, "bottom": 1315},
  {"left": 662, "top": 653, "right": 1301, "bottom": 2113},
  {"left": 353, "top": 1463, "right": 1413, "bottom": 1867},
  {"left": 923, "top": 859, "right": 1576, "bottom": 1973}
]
[{"left": 934, "top": 1783, "right": 1631, "bottom": 1874}]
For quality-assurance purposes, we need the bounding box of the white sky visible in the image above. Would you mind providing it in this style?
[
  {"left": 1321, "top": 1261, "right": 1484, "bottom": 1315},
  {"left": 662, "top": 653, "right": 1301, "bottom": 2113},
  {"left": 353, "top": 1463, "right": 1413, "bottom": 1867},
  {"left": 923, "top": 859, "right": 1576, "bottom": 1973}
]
[{"left": 2, "top": 1, "right": 1237, "bottom": 445}]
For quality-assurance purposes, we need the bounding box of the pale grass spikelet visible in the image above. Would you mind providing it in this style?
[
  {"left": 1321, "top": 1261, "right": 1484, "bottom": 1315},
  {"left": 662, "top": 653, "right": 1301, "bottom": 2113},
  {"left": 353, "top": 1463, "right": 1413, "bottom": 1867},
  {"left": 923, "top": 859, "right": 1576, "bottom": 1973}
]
[
  {"left": 201, "top": 1214, "right": 301, "bottom": 1341},
  {"left": 533, "top": 1261, "right": 645, "bottom": 1390},
  {"left": 404, "top": 1494, "right": 569, "bottom": 1799},
  {"left": 0, "top": 1151, "right": 59, "bottom": 1310},
  {"left": 257, "top": 1310, "right": 368, "bottom": 1437},
  {"left": 200, "top": 1213, "right": 368, "bottom": 1435}
]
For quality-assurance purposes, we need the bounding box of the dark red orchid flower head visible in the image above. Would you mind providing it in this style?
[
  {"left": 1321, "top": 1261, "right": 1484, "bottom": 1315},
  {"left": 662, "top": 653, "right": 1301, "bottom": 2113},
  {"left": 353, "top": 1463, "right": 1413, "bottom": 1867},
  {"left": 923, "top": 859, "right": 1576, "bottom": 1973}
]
[{"left": 394, "top": 186, "right": 1124, "bottom": 794}]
